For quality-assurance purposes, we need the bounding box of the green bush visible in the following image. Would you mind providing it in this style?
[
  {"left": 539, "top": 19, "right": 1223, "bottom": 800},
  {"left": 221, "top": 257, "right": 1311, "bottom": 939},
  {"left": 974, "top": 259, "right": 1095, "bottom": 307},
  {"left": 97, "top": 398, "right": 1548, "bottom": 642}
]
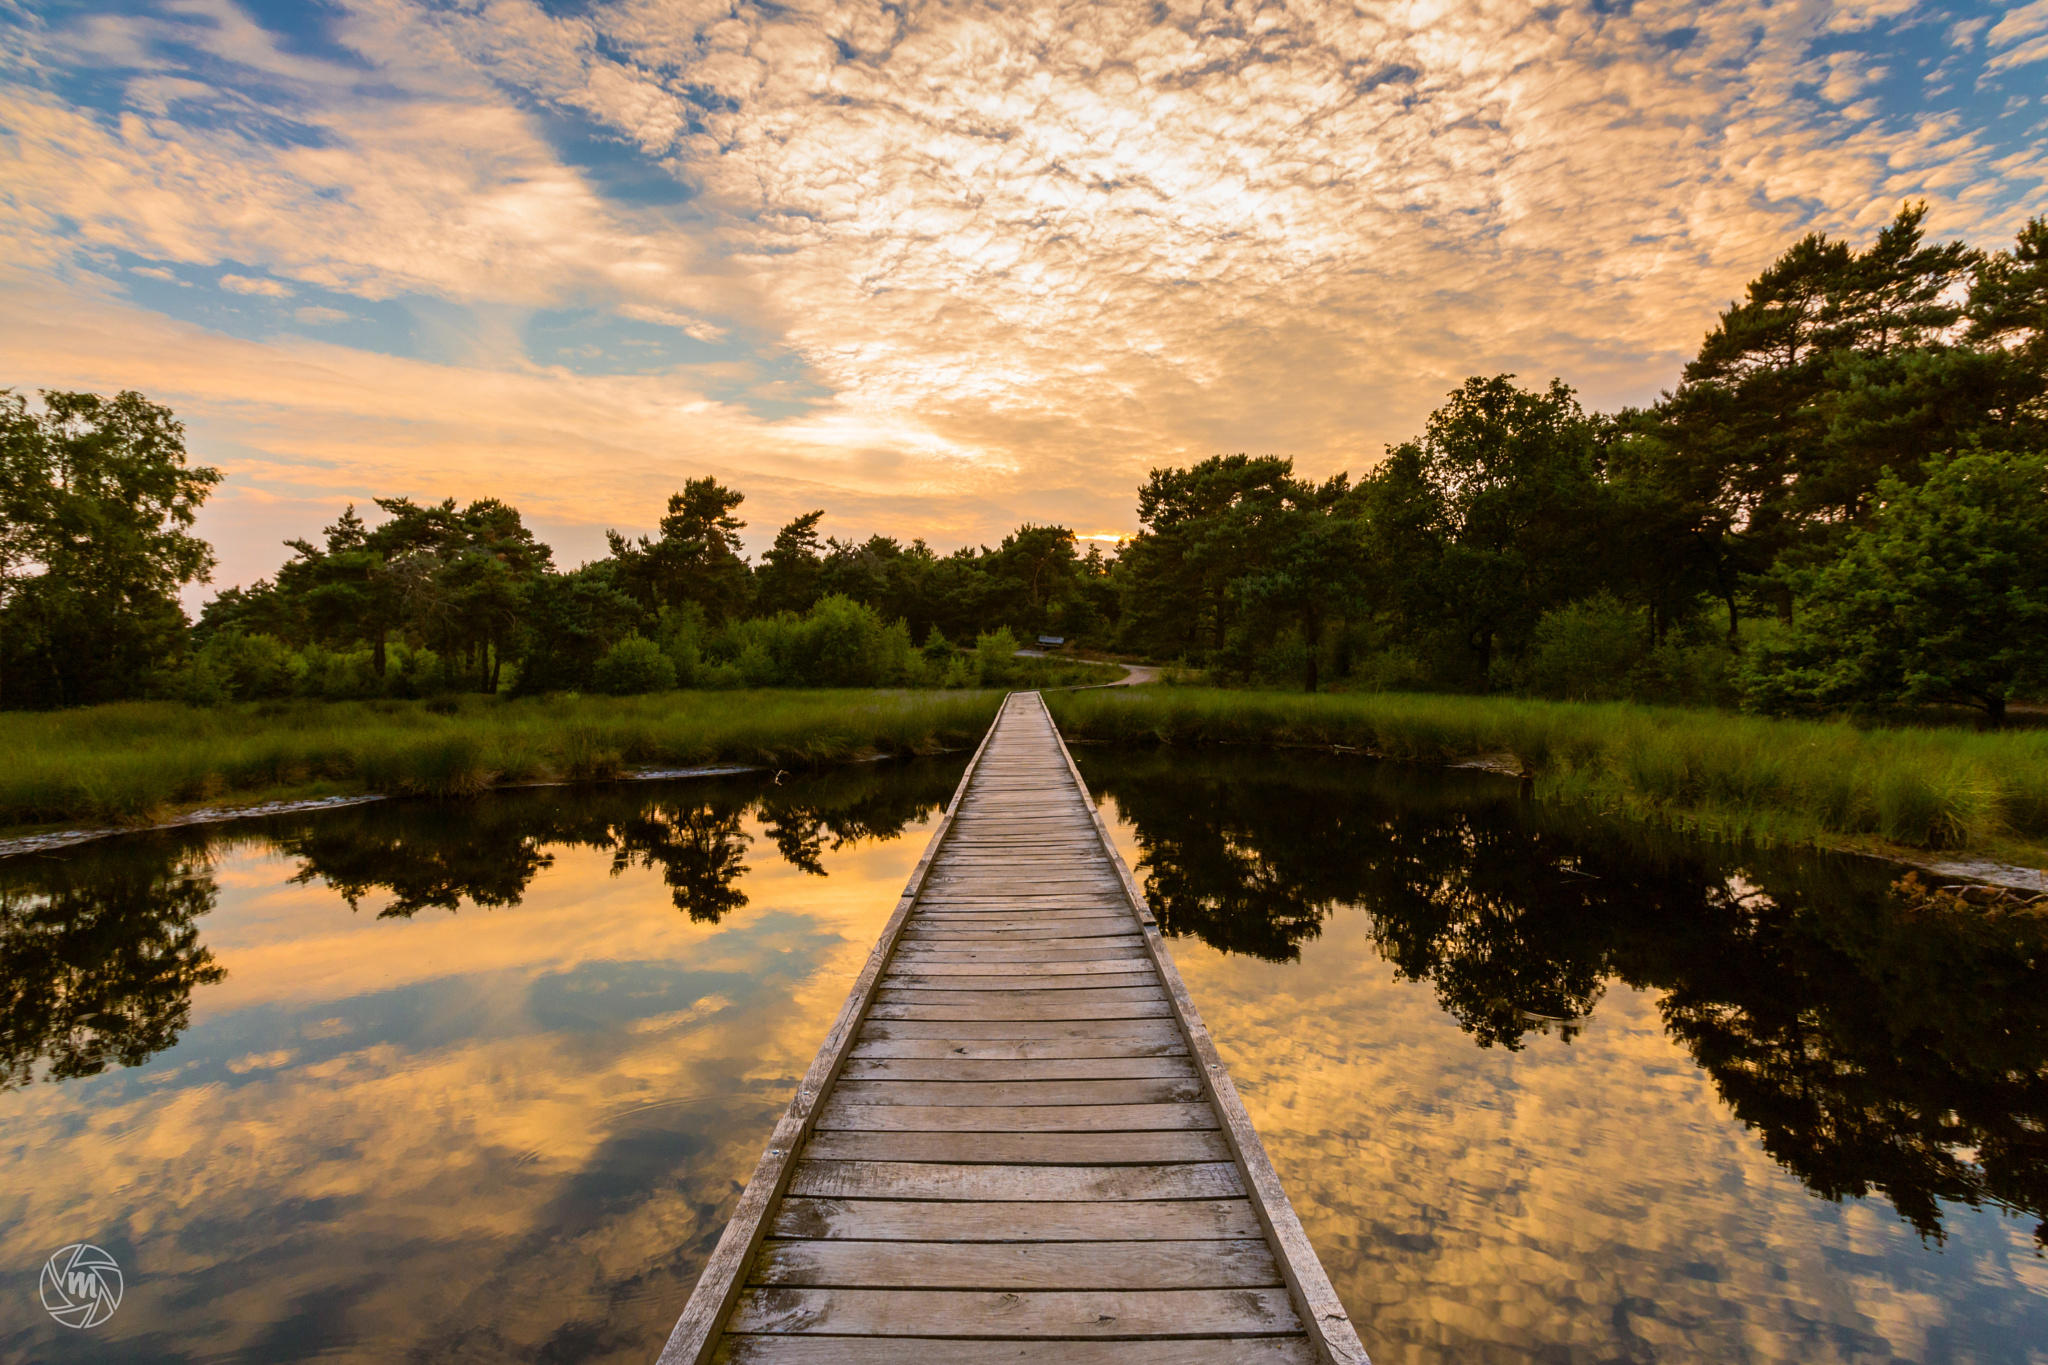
[
  {"left": 592, "top": 635, "right": 676, "bottom": 695},
  {"left": 973, "top": 628, "right": 1021, "bottom": 686},
  {"left": 1527, "top": 594, "right": 1644, "bottom": 700}
]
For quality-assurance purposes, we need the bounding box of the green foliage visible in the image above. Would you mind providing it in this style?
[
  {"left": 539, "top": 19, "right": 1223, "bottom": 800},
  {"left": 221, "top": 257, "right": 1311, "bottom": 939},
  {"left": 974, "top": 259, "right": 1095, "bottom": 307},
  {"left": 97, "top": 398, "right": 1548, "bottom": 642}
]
[
  {"left": 1048, "top": 686, "right": 2048, "bottom": 859},
  {"left": 0, "top": 389, "right": 221, "bottom": 708},
  {"left": 972, "top": 627, "right": 1021, "bottom": 686},
  {"left": 0, "top": 690, "right": 1004, "bottom": 829},
  {"left": 1526, "top": 594, "right": 1645, "bottom": 700},
  {"left": 591, "top": 634, "right": 677, "bottom": 695},
  {"left": 1743, "top": 450, "right": 2048, "bottom": 720}
]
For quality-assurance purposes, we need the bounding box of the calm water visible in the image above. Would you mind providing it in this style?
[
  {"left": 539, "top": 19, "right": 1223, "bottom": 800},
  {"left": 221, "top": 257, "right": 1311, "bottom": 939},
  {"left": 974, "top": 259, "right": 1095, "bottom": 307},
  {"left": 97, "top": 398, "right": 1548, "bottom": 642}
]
[{"left": 2, "top": 751, "right": 2045, "bottom": 1362}]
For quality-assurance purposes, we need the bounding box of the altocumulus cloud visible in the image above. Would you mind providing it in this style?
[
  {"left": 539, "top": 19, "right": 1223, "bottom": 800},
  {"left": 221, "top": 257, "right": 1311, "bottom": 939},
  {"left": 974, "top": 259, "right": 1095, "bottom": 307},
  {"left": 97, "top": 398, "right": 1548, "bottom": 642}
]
[{"left": 1, "top": 0, "right": 2044, "bottom": 585}]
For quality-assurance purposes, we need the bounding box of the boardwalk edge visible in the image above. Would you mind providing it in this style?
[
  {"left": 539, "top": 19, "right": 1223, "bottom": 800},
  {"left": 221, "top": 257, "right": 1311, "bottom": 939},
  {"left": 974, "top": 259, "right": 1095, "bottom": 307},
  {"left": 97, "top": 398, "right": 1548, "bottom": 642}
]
[
  {"left": 1031, "top": 690, "right": 1372, "bottom": 1365},
  {"left": 654, "top": 698, "right": 1007, "bottom": 1365}
]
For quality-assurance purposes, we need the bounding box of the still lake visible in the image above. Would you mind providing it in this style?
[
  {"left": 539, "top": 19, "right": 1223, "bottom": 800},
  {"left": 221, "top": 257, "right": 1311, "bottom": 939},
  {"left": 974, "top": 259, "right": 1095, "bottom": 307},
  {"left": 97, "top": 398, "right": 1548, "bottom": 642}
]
[{"left": 1, "top": 750, "right": 2044, "bottom": 1363}]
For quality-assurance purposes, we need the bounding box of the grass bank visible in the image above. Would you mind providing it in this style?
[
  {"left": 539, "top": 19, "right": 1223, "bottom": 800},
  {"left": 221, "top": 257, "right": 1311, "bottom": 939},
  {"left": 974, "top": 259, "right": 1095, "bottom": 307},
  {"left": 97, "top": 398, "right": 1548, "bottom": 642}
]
[
  {"left": 1047, "top": 687, "right": 2048, "bottom": 866},
  {"left": 2, "top": 690, "right": 1004, "bottom": 832}
]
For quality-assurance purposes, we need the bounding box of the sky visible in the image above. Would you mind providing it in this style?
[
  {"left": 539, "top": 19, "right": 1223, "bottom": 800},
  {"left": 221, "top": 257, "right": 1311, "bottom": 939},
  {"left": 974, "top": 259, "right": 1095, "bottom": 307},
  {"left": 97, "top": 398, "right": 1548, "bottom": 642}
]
[{"left": 3, "top": 0, "right": 2046, "bottom": 592}]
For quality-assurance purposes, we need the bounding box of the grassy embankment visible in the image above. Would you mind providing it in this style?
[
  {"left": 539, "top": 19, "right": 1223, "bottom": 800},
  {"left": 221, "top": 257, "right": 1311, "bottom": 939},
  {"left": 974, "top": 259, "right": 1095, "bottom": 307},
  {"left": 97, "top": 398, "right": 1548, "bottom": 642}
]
[
  {"left": 1048, "top": 687, "right": 2048, "bottom": 868},
  {"left": 1, "top": 690, "right": 1004, "bottom": 834}
]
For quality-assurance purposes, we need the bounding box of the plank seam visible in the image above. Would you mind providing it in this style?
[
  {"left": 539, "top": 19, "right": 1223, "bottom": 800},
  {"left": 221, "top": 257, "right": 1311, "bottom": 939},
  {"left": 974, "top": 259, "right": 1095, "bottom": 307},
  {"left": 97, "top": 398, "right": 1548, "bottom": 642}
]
[{"left": 653, "top": 695, "right": 1009, "bottom": 1365}]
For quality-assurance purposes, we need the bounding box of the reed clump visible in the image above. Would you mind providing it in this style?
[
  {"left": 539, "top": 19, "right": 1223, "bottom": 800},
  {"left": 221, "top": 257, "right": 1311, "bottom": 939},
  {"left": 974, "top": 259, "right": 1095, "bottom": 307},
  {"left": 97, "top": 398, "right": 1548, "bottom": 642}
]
[
  {"left": 1047, "top": 687, "right": 2048, "bottom": 861},
  {"left": 1, "top": 690, "right": 1002, "bottom": 830}
]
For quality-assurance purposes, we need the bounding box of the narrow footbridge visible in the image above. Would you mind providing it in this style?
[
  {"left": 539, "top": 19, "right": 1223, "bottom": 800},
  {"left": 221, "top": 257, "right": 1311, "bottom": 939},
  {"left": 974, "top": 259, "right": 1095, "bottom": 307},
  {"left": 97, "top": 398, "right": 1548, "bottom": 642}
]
[{"left": 658, "top": 692, "right": 1367, "bottom": 1364}]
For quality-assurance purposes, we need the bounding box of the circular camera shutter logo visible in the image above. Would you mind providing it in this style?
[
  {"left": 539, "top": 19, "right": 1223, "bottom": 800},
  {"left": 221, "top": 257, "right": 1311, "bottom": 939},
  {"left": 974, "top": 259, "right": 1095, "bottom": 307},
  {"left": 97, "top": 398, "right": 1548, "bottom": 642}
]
[{"left": 40, "top": 1244, "right": 123, "bottom": 1329}]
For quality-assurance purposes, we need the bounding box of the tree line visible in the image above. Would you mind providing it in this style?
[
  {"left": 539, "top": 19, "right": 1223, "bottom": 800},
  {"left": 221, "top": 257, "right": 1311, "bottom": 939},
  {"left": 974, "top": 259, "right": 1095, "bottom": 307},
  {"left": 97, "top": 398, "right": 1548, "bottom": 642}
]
[{"left": 2, "top": 203, "right": 2043, "bottom": 717}]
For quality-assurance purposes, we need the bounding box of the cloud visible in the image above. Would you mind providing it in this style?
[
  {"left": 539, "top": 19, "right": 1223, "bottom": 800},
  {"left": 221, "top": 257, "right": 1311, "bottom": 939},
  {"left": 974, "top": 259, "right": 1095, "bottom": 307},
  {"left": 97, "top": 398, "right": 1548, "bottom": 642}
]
[
  {"left": 219, "top": 272, "right": 293, "bottom": 297},
  {"left": 293, "top": 304, "right": 351, "bottom": 324},
  {"left": 2, "top": 0, "right": 2044, "bottom": 581}
]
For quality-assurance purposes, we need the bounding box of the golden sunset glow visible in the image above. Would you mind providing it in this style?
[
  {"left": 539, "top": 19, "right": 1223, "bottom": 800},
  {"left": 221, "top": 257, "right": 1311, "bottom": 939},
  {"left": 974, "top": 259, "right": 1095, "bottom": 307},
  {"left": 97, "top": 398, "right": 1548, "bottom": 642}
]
[
  {"left": 4, "top": 1, "right": 2044, "bottom": 584},
  {"left": 0, "top": 812, "right": 936, "bottom": 1359}
]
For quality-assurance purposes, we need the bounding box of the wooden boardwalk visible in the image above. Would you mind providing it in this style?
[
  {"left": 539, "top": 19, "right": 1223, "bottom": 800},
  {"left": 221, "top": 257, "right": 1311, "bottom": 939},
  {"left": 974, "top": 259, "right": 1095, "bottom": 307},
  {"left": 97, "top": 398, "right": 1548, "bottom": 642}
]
[{"left": 658, "top": 692, "right": 1367, "bottom": 1364}]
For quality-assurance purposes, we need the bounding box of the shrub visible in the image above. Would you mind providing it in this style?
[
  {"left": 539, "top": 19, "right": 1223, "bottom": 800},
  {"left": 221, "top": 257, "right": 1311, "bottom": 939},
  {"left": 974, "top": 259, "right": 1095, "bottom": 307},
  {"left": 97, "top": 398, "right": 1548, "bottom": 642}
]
[
  {"left": 592, "top": 635, "right": 677, "bottom": 695},
  {"left": 1527, "top": 594, "right": 1645, "bottom": 700},
  {"left": 973, "top": 627, "right": 1020, "bottom": 686}
]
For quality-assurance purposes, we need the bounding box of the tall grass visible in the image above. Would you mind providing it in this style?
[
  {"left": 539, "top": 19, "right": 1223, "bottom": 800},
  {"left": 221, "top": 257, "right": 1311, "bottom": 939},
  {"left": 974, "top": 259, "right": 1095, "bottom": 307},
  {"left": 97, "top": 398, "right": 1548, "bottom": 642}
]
[
  {"left": 1, "top": 691, "right": 1003, "bottom": 829},
  {"left": 1047, "top": 687, "right": 2048, "bottom": 860}
]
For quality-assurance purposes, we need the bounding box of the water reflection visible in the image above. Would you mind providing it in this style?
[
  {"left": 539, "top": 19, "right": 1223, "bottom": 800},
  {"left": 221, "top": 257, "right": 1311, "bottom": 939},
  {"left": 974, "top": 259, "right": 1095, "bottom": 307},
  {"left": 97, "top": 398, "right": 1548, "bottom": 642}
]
[
  {"left": 1082, "top": 748, "right": 2048, "bottom": 1362},
  {"left": 0, "top": 758, "right": 961, "bottom": 1364},
  {"left": 280, "top": 764, "right": 950, "bottom": 923},
  {"left": 1, "top": 835, "right": 225, "bottom": 1092}
]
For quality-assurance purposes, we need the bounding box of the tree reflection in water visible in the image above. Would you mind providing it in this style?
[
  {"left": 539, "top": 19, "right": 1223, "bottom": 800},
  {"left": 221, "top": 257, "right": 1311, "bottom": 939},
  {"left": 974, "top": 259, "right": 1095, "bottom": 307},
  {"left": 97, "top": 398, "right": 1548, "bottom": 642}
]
[
  {"left": 0, "top": 832, "right": 226, "bottom": 1091},
  {"left": 0, "top": 759, "right": 959, "bottom": 1089},
  {"left": 1080, "top": 747, "right": 2048, "bottom": 1247},
  {"left": 276, "top": 761, "right": 956, "bottom": 922}
]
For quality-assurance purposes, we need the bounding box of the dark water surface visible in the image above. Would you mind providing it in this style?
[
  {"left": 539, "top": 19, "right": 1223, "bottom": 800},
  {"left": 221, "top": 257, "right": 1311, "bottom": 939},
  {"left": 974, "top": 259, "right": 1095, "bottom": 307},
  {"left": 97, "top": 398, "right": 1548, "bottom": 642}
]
[{"left": 1, "top": 750, "right": 2044, "bottom": 1362}]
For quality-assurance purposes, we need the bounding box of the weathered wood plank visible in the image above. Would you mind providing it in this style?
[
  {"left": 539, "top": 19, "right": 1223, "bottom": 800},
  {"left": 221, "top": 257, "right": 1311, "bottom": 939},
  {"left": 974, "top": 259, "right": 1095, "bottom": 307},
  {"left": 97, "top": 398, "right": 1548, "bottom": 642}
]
[
  {"left": 785, "top": 1159, "right": 1244, "bottom": 1201},
  {"left": 668, "top": 692, "right": 1362, "bottom": 1365},
  {"left": 715, "top": 1336, "right": 1317, "bottom": 1364},
  {"left": 887, "top": 959, "right": 1151, "bottom": 977},
  {"left": 828, "top": 1078, "right": 1203, "bottom": 1107},
  {"left": 767, "top": 1197, "right": 1264, "bottom": 1242},
  {"left": 1029, "top": 691, "right": 1370, "bottom": 1365},
  {"left": 812, "top": 1101, "right": 1216, "bottom": 1132},
  {"left": 898, "top": 927, "right": 1142, "bottom": 942},
  {"left": 876, "top": 978, "right": 1171, "bottom": 998},
  {"left": 891, "top": 945, "right": 1148, "bottom": 962},
  {"left": 855, "top": 1018, "right": 1184, "bottom": 1042},
  {"left": 867, "top": 998, "right": 1175, "bottom": 1021},
  {"left": 838, "top": 1056, "right": 1195, "bottom": 1082},
  {"left": 654, "top": 694, "right": 1008, "bottom": 1365},
  {"left": 750, "top": 1238, "right": 1281, "bottom": 1290},
  {"left": 799, "top": 1129, "right": 1230, "bottom": 1165},
  {"left": 726, "top": 1286, "right": 1304, "bottom": 1337}
]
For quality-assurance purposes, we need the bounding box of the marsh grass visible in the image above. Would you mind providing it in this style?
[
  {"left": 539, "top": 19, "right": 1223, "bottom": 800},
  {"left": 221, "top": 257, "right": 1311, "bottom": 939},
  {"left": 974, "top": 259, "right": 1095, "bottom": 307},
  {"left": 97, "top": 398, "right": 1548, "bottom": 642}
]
[
  {"left": 1048, "top": 687, "right": 2048, "bottom": 860},
  {"left": 2, "top": 690, "right": 1002, "bottom": 829}
]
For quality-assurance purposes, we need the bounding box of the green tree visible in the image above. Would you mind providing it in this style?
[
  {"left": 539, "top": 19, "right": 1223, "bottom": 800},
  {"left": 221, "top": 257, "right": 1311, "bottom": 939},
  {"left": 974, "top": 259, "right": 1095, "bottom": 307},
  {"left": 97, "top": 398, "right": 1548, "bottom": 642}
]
[
  {"left": 986, "top": 524, "right": 1081, "bottom": 636},
  {"left": 757, "top": 509, "right": 826, "bottom": 615},
  {"left": 608, "top": 477, "right": 751, "bottom": 621},
  {"left": 0, "top": 389, "right": 220, "bottom": 708},
  {"left": 1409, "top": 376, "right": 1607, "bottom": 678},
  {"left": 1744, "top": 449, "right": 2048, "bottom": 721},
  {"left": 1651, "top": 205, "right": 1981, "bottom": 623},
  {"left": 1118, "top": 454, "right": 1298, "bottom": 659}
]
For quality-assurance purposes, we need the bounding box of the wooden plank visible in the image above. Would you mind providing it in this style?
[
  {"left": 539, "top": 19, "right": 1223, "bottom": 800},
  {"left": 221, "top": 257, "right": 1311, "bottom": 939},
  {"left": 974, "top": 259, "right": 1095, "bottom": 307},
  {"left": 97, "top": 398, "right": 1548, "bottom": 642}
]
[
  {"left": 785, "top": 1159, "right": 1244, "bottom": 1201},
  {"left": 838, "top": 1056, "right": 1195, "bottom": 1082},
  {"left": 669, "top": 692, "right": 1361, "bottom": 1365},
  {"left": 890, "top": 945, "right": 1148, "bottom": 962},
  {"left": 876, "top": 976, "right": 1162, "bottom": 995},
  {"left": 800, "top": 1130, "right": 1231, "bottom": 1165},
  {"left": 856, "top": 1019, "right": 1184, "bottom": 1041},
  {"left": 848, "top": 1040, "right": 1185, "bottom": 1062},
  {"left": 875, "top": 987, "right": 1166, "bottom": 1006},
  {"left": 887, "top": 959, "right": 1151, "bottom": 977},
  {"left": 867, "top": 999, "right": 1175, "bottom": 1022},
  {"left": 1030, "top": 691, "right": 1369, "bottom": 1365},
  {"left": 654, "top": 700, "right": 1006, "bottom": 1365},
  {"left": 716, "top": 1336, "right": 1318, "bottom": 1364},
  {"left": 725, "top": 1286, "right": 1304, "bottom": 1337},
  {"left": 750, "top": 1238, "right": 1282, "bottom": 1290},
  {"left": 767, "top": 1197, "right": 1265, "bottom": 1243},
  {"left": 898, "top": 926, "right": 1142, "bottom": 941},
  {"left": 812, "top": 1102, "right": 1216, "bottom": 1133},
  {"left": 828, "top": 1078, "right": 1203, "bottom": 1107}
]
